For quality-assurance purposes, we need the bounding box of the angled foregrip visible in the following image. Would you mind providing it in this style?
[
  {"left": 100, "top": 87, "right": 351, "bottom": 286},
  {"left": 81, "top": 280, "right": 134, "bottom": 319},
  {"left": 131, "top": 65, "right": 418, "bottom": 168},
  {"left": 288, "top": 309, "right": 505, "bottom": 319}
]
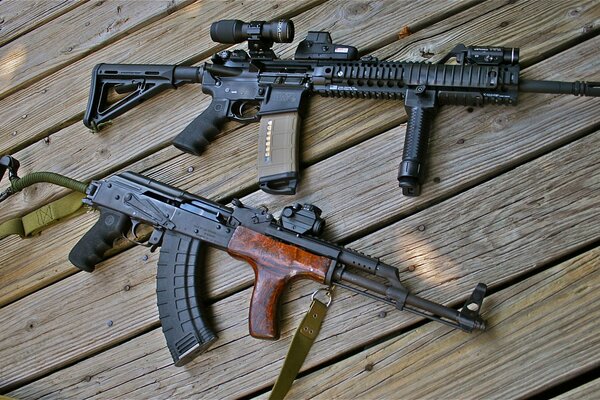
[
  {"left": 227, "top": 226, "right": 331, "bottom": 339},
  {"left": 172, "top": 98, "right": 230, "bottom": 156},
  {"left": 156, "top": 231, "right": 217, "bottom": 366},
  {"left": 257, "top": 112, "right": 301, "bottom": 195},
  {"left": 398, "top": 91, "right": 437, "bottom": 197},
  {"left": 68, "top": 207, "right": 130, "bottom": 272}
]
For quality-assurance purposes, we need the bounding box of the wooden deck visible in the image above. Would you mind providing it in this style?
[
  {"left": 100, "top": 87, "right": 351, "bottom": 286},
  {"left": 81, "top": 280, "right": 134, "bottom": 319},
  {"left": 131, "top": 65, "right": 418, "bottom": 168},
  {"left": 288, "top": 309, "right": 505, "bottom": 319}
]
[{"left": 0, "top": 1, "right": 598, "bottom": 398}]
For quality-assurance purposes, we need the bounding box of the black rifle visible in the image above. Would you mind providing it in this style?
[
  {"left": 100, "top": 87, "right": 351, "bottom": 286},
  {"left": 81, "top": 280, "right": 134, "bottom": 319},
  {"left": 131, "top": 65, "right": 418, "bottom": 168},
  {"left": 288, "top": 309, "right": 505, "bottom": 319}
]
[
  {"left": 0, "top": 157, "right": 486, "bottom": 366},
  {"left": 83, "top": 19, "right": 600, "bottom": 196}
]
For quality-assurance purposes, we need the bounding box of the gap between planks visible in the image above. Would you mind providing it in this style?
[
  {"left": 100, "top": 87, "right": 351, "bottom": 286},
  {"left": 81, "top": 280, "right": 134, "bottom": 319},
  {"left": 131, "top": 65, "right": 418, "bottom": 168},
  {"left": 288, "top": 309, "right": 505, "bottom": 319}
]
[{"left": 3, "top": 129, "right": 599, "bottom": 396}]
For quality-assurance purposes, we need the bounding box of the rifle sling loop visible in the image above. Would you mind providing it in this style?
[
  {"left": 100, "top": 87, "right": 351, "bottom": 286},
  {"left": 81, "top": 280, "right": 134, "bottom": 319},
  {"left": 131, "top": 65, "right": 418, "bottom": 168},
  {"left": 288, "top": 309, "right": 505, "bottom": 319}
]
[
  {"left": 0, "top": 168, "right": 88, "bottom": 239},
  {"left": 269, "top": 288, "right": 332, "bottom": 400}
]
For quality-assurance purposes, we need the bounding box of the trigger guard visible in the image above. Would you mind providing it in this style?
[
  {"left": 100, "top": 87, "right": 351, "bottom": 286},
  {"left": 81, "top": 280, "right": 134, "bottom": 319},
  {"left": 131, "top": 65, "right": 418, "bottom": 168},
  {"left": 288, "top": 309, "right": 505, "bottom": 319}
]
[
  {"left": 230, "top": 100, "right": 260, "bottom": 123},
  {"left": 125, "top": 220, "right": 152, "bottom": 247}
]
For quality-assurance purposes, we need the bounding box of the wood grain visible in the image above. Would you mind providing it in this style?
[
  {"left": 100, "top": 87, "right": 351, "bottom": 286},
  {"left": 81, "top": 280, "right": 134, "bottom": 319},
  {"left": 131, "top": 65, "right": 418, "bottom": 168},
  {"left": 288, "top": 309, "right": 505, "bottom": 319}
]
[
  {"left": 0, "top": 1, "right": 598, "bottom": 396},
  {"left": 0, "top": 0, "right": 193, "bottom": 100},
  {"left": 0, "top": 0, "right": 83, "bottom": 46},
  {"left": 2, "top": 130, "right": 597, "bottom": 393},
  {"left": 0, "top": 0, "right": 325, "bottom": 155},
  {"left": 0, "top": 0, "right": 481, "bottom": 188},
  {"left": 1, "top": 0, "right": 597, "bottom": 219},
  {"left": 1, "top": 33, "right": 598, "bottom": 307},
  {"left": 227, "top": 226, "right": 330, "bottom": 339},
  {"left": 266, "top": 248, "right": 600, "bottom": 399}
]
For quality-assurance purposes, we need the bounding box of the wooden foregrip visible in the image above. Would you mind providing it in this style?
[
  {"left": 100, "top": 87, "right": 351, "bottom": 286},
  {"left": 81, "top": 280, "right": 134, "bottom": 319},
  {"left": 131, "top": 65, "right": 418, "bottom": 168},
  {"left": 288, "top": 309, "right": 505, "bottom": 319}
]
[{"left": 227, "top": 226, "right": 332, "bottom": 339}]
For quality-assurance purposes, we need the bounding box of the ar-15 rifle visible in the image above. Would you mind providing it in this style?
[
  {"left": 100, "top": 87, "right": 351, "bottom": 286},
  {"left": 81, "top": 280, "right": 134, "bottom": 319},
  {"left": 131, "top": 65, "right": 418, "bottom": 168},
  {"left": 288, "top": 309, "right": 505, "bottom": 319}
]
[
  {"left": 83, "top": 19, "right": 600, "bottom": 196},
  {"left": 0, "top": 155, "right": 486, "bottom": 367}
]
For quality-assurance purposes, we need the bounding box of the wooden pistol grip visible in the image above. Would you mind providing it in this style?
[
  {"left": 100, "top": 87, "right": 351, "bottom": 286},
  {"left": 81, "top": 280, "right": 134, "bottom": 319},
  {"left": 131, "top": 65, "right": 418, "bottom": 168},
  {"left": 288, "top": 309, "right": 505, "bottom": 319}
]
[{"left": 227, "top": 226, "right": 331, "bottom": 339}]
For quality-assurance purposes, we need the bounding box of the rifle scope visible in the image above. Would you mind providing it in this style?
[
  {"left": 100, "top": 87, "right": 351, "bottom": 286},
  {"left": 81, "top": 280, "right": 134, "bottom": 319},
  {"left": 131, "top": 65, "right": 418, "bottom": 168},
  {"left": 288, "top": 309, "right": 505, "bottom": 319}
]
[{"left": 210, "top": 19, "right": 294, "bottom": 44}]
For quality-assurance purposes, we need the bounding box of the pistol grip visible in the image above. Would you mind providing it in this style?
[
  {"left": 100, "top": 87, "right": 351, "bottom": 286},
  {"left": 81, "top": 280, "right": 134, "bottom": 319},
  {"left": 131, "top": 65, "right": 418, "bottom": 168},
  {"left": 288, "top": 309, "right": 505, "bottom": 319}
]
[
  {"left": 257, "top": 112, "right": 301, "bottom": 195},
  {"left": 68, "top": 207, "right": 130, "bottom": 272},
  {"left": 173, "top": 98, "right": 230, "bottom": 156},
  {"left": 227, "top": 226, "right": 331, "bottom": 339}
]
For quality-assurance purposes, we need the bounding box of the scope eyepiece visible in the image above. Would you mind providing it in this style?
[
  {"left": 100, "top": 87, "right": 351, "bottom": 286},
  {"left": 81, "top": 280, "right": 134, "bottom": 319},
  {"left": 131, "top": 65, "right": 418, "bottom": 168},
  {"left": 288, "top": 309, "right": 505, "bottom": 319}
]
[{"left": 210, "top": 19, "right": 294, "bottom": 44}]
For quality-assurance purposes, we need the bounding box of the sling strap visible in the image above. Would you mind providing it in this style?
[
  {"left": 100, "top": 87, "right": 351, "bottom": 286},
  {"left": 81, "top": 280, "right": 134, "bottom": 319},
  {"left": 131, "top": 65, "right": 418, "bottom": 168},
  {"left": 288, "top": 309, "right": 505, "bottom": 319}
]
[
  {"left": 269, "top": 289, "right": 332, "bottom": 400},
  {"left": 0, "top": 192, "right": 86, "bottom": 239}
]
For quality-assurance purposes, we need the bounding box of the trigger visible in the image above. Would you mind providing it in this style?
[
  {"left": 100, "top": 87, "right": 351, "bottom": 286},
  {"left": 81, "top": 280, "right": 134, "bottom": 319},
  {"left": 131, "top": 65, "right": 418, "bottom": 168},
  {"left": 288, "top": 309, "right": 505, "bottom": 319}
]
[
  {"left": 231, "top": 100, "right": 260, "bottom": 122},
  {"left": 124, "top": 220, "right": 152, "bottom": 247},
  {"left": 130, "top": 220, "right": 142, "bottom": 240}
]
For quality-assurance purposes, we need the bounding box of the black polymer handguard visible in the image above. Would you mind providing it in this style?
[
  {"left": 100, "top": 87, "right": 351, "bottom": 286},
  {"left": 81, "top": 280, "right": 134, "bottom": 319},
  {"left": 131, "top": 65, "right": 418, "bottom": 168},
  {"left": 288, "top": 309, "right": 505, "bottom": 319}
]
[
  {"left": 156, "top": 231, "right": 217, "bottom": 366},
  {"left": 172, "top": 98, "right": 230, "bottom": 156},
  {"left": 68, "top": 206, "right": 130, "bottom": 272}
]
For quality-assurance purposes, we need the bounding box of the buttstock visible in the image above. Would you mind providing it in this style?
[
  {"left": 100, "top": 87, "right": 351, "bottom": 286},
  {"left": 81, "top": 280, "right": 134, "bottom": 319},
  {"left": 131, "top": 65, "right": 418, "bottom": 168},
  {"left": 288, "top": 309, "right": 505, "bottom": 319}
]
[
  {"left": 83, "top": 64, "right": 180, "bottom": 130},
  {"left": 227, "top": 226, "right": 332, "bottom": 339}
]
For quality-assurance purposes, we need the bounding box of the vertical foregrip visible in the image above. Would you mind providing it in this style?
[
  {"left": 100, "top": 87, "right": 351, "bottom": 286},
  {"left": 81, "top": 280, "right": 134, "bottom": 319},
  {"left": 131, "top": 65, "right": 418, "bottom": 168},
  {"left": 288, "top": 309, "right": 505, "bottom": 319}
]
[
  {"left": 156, "top": 231, "right": 217, "bottom": 367},
  {"left": 227, "top": 226, "right": 331, "bottom": 339},
  {"left": 398, "top": 104, "right": 436, "bottom": 196}
]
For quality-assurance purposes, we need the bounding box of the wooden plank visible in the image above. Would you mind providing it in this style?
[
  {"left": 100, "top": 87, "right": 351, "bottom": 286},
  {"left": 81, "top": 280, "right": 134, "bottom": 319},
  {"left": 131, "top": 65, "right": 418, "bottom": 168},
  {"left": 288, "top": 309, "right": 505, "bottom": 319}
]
[
  {"left": 0, "top": 0, "right": 327, "bottom": 155},
  {"left": 0, "top": 212, "right": 99, "bottom": 306},
  {"left": 554, "top": 377, "right": 600, "bottom": 399},
  {"left": 1, "top": 0, "right": 597, "bottom": 220},
  {"left": 1, "top": 30, "right": 599, "bottom": 307},
  {"left": 264, "top": 248, "right": 600, "bottom": 399},
  {"left": 0, "top": 0, "right": 194, "bottom": 100},
  {"left": 0, "top": 0, "right": 493, "bottom": 302},
  {"left": 373, "top": 1, "right": 600, "bottom": 63},
  {"left": 5, "top": 131, "right": 599, "bottom": 397},
  {"left": 0, "top": 0, "right": 84, "bottom": 46}
]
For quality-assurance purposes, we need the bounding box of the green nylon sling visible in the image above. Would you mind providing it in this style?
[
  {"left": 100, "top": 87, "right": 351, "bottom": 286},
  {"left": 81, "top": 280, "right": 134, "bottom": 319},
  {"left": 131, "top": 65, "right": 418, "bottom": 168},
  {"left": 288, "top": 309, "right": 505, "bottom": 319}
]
[
  {"left": 269, "top": 290, "right": 332, "bottom": 400},
  {"left": 0, "top": 192, "right": 86, "bottom": 239}
]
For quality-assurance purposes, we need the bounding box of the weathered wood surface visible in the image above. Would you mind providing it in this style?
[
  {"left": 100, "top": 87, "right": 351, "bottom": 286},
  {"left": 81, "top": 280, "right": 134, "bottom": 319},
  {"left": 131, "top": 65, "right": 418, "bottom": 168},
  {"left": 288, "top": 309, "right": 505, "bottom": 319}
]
[
  {"left": 0, "top": 0, "right": 83, "bottom": 46},
  {"left": 6, "top": 130, "right": 599, "bottom": 398},
  {"left": 0, "top": 0, "right": 475, "bottom": 210},
  {"left": 0, "top": 0, "right": 326, "bottom": 154},
  {"left": 1, "top": 0, "right": 598, "bottom": 308},
  {"left": 0, "top": 0, "right": 485, "bottom": 302},
  {"left": 0, "top": 0, "right": 599, "bottom": 397},
  {"left": 0, "top": 0, "right": 193, "bottom": 100},
  {"left": 263, "top": 248, "right": 600, "bottom": 399}
]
